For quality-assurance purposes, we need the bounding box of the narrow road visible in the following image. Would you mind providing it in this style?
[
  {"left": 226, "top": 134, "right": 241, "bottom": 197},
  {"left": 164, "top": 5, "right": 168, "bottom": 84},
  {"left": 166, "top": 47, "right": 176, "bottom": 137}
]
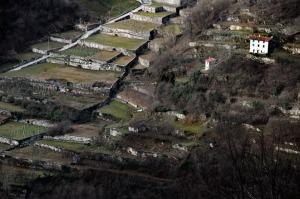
[{"left": 10, "top": 3, "right": 144, "bottom": 72}]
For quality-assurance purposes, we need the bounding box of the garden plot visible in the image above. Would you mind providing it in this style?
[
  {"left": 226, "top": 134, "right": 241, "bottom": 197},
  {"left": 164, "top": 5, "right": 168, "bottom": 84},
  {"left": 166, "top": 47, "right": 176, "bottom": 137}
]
[
  {"left": 74, "top": 0, "right": 140, "bottom": 20},
  {"left": 0, "top": 165, "right": 54, "bottom": 187},
  {"left": 0, "top": 121, "right": 46, "bottom": 141},
  {"left": 131, "top": 11, "right": 175, "bottom": 24},
  {"left": 82, "top": 33, "right": 147, "bottom": 55},
  {"left": 31, "top": 41, "right": 65, "bottom": 54},
  {"left": 61, "top": 46, "right": 121, "bottom": 62},
  {"left": 52, "top": 93, "right": 105, "bottom": 110},
  {"left": 3, "top": 63, "right": 121, "bottom": 85},
  {"left": 15, "top": 51, "right": 42, "bottom": 62},
  {"left": 0, "top": 143, "right": 11, "bottom": 152},
  {"left": 51, "top": 30, "right": 83, "bottom": 43},
  {"left": 5, "top": 146, "right": 72, "bottom": 166},
  {"left": 98, "top": 99, "right": 136, "bottom": 122},
  {"left": 103, "top": 19, "right": 159, "bottom": 39},
  {"left": 36, "top": 140, "right": 108, "bottom": 154},
  {"left": 112, "top": 55, "right": 136, "bottom": 68},
  {"left": 0, "top": 101, "right": 26, "bottom": 113}
]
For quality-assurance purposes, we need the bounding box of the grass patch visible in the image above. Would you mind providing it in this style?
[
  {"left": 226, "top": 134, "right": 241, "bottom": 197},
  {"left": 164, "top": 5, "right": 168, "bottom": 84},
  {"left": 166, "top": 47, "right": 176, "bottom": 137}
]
[
  {"left": 0, "top": 165, "right": 54, "bottom": 186},
  {"left": 0, "top": 143, "right": 11, "bottom": 151},
  {"left": 74, "top": 0, "right": 140, "bottom": 19},
  {"left": 37, "top": 140, "right": 109, "bottom": 154},
  {"left": 5, "top": 146, "right": 72, "bottom": 164},
  {"left": 88, "top": 50, "right": 120, "bottom": 62},
  {"left": 31, "top": 41, "right": 65, "bottom": 51},
  {"left": 99, "top": 99, "right": 135, "bottom": 121},
  {"left": 62, "top": 46, "right": 100, "bottom": 57},
  {"left": 134, "top": 11, "right": 173, "bottom": 18},
  {"left": 85, "top": 33, "right": 147, "bottom": 51},
  {"left": 113, "top": 55, "right": 135, "bottom": 66},
  {"left": 0, "top": 101, "right": 26, "bottom": 112},
  {"left": 15, "top": 52, "right": 41, "bottom": 62},
  {"left": 0, "top": 122, "right": 46, "bottom": 140},
  {"left": 105, "top": 19, "right": 159, "bottom": 32},
  {"left": 3, "top": 63, "right": 121, "bottom": 84},
  {"left": 51, "top": 30, "right": 83, "bottom": 40}
]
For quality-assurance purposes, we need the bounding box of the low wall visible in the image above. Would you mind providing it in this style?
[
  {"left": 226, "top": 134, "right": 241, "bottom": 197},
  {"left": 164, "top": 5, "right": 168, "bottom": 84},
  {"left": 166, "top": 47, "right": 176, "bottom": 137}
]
[
  {"left": 131, "top": 13, "right": 174, "bottom": 24},
  {"left": 79, "top": 40, "right": 136, "bottom": 56},
  {"left": 0, "top": 137, "right": 19, "bottom": 146},
  {"left": 43, "top": 135, "right": 92, "bottom": 144},
  {"left": 102, "top": 26, "right": 155, "bottom": 40}
]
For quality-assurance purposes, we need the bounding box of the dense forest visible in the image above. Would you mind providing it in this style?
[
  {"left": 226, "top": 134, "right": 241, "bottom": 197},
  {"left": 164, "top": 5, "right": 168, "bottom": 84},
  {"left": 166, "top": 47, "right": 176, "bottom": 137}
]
[{"left": 0, "top": 0, "right": 82, "bottom": 62}]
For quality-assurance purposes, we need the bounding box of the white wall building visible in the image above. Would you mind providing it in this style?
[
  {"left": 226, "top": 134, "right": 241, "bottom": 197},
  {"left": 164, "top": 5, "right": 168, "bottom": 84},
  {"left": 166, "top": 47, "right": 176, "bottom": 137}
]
[
  {"left": 205, "top": 57, "right": 216, "bottom": 71},
  {"left": 249, "top": 34, "right": 272, "bottom": 55}
]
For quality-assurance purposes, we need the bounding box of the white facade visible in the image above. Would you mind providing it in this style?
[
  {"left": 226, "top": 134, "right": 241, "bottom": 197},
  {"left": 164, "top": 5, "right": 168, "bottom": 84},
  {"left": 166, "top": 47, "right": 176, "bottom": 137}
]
[
  {"left": 205, "top": 57, "right": 216, "bottom": 71},
  {"left": 249, "top": 39, "right": 270, "bottom": 55}
]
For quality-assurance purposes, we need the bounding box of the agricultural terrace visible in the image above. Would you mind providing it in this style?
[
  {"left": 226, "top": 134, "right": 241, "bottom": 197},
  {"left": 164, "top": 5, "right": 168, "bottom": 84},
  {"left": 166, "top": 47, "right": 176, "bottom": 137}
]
[
  {"left": 74, "top": 0, "right": 140, "bottom": 19},
  {"left": 99, "top": 99, "right": 135, "bottom": 121},
  {"left": 0, "top": 101, "right": 26, "bottom": 113},
  {"left": 36, "top": 140, "right": 108, "bottom": 154},
  {"left": 105, "top": 19, "right": 159, "bottom": 32},
  {"left": 114, "top": 55, "right": 136, "bottom": 67},
  {"left": 88, "top": 50, "right": 120, "bottom": 62},
  {"left": 0, "top": 165, "right": 54, "bottom": 186},
  {"left": 84, "top": 34, "right": 147, "bottom": 51},
  {"left": 5, "top": 146, "right": 72, "bottom": 165},
  {"left": 15, "top": 52, "right": 41, "bottom": 62},
  {"left": 62, "top": 46, "right": 120, "bottom": 62},
  {"left": 3, "top": 63, "right": 121, "bottom": 84},
  {"left": 52, "top": 93, "right": 105, "bottom": 110},
  {"left": 31, "top": 41, "right": 65, "bottom": 51},
  {"left": 0, "top": 143, "right": 11, "bottom": 151},
  {"left": 51, "top": 30, "right": 83, "bottom": 40},
  {"left": 134, "top": 11, "right": 173, "bottom": 18},
  {"left": 0, "top": 122, "right": 46, "bottom": 140},
  {"left": 162, "top": 115, "right": 207, "bottom": 135}
]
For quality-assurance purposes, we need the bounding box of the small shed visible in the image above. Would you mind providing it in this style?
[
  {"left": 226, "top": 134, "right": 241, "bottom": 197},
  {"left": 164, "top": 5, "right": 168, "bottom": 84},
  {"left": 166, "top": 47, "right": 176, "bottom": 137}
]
[{"left": 205, "top": 57, "right": 217, "bottom": 71}]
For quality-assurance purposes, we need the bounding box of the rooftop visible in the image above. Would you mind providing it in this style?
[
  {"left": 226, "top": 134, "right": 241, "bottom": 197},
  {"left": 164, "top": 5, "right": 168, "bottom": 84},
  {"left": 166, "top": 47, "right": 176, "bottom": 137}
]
[{"left": 249, "top": 34, "right": 273, "bottom": 42}]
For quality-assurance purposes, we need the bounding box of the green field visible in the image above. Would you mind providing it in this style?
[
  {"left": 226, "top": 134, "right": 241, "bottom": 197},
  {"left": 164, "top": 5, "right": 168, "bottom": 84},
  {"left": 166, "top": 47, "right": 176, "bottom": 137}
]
[
  {"left": 74, "top": 0, "right": 140, "bottom": 19},
  {"left": 31, "top": 41, "right": 65, "bottom": 51},
  {"left": 113, "top": 55, "right": 135, "bottom": 66},
  {"left": 5, "top": 146, "right": 72, "bottom": 165},
  {"left": 3, "top": 63, "right": 120, "bottom": 84},
  {"left": 62, "top": 46, "right": 100, "bottom": 57},
  {"left": 0, "top": 122, "right": 46, "bottom": 140},
  {"left": 51, "top": 30, "right": 83, "bottom": 40},
  {"left": 89, "top": 50, "right": 120, "bottom": 62},
  {"left": 134, "top": 11, "right": 173, "bottom": 18},
  {"left": 0, "top": 165, "right": 54, "bottom": 186},
  {"left": 0, "top": 143, "right": 11, "bottom": 151},
  {"left": 0, "top": 101, "right": 26, "bottom": 113},
  {"left": 85, "top": 34, "right": 147, "bottom": 51},
  {"left": 99, "top": 99, "right": 135, "bottom": 121},
  {"left": 37, "top": 140, "right": 109, "bottom": 154},
  {"left": 15, "top": 52, "right": 41, "bottom": 62},
  {"left": 105, "top": 19, "right": 159, "bottom": 32}
]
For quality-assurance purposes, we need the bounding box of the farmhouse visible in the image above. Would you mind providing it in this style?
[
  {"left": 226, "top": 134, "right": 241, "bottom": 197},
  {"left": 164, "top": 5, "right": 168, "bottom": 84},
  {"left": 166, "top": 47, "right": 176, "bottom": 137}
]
[{"left": 249, "top": 34, "right": 273, "bottom": 55}]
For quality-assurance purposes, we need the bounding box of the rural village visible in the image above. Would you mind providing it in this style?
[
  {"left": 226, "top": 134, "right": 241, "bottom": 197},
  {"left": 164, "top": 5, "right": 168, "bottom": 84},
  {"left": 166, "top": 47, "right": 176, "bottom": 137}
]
[{"left": 0, "top": 0, "right": 299, "bottom": 198}]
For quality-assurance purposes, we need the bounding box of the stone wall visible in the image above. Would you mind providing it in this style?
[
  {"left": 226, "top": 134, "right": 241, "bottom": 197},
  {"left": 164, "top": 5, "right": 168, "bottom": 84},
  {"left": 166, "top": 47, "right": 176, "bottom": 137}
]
[
  {"left": 131, "top": 13, "right": 176, "bottom": 25},
  {"left": 79, "top": 40, "right": 139, "bottom": 56},
  {"left": 153, "top": 0, "right": 186, "bottom": 6},
  {"left": 102, "top": 26, "right": 156, "bottom": 40},
  {"left": 47, "top": 53, "right": 124, "bottom": 72}
]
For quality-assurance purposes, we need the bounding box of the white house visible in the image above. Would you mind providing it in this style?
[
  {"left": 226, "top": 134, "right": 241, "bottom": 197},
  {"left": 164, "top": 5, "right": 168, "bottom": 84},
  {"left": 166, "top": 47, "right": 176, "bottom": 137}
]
[
  {"left": 249, "top": 34, "right": 272, "bottom": 55},
  {"left": 205, "top": 57, "right": 216, "bottom": 71}
]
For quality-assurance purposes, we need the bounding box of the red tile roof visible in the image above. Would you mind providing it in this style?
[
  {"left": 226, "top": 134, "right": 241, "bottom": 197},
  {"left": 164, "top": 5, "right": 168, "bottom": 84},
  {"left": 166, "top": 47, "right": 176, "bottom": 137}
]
[
  {"left": 249, "top": 34, "right": 272, "bottom": 42},
  {"left": 205, "top": 57, "right": 216, "bottom": 63}
]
